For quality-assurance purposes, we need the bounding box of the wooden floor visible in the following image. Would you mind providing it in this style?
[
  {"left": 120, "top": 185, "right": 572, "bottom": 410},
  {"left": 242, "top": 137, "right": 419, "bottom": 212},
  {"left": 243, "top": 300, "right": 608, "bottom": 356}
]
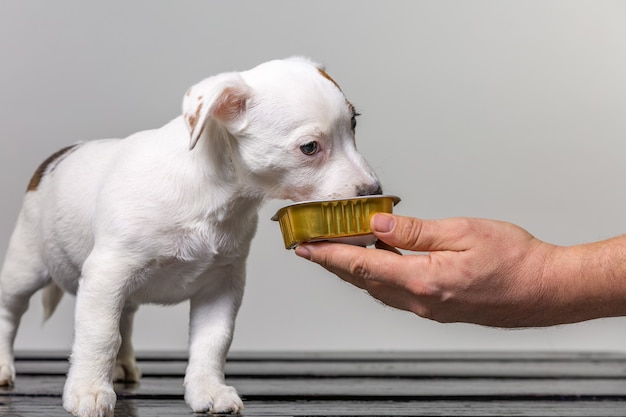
[{"left": 2, "top": 351, "right": 626, "bottom": 416}]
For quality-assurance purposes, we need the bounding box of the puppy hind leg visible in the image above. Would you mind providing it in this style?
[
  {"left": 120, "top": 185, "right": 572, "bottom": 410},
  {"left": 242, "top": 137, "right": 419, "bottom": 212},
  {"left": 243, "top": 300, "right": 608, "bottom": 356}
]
[
  {"left": 113, "top": 302, "right": 141, "bottom": 382},
  {"left": 0, "top": 221, "right": 50, "bottom": 386}
]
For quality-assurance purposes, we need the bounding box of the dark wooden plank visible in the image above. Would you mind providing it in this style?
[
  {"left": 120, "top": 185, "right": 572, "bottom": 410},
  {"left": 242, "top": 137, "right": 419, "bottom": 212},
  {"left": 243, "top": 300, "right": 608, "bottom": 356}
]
[
  {"left": 226, "top": 350, "right": 626, "bottom": 362},
  {"left": 14, "top": 351, "right": 626, "bottom": 378},
  {"left": 21, "top": 359, "right": 626, "bottom": 378},
  {"left": 2, "top": 397, "right": 626, "bottom": 417},
  {"left": 16, "top": 350, "right": 626, "bottom": 362},
  {"left": 242, "top": 399, "right": 626, "bottom": 417},
  {"left": 137, "top": 377, "right": 626, "bottom": 398},
  {"left": 6, "top": 375, "right": 626, "bottom": 399}
]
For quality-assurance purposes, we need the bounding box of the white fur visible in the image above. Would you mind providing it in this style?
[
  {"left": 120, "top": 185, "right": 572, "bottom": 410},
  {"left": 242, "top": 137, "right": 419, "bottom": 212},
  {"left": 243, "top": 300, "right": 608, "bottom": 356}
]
[{"left": 0, "top": 57, "right": 381, "bottom": 416}]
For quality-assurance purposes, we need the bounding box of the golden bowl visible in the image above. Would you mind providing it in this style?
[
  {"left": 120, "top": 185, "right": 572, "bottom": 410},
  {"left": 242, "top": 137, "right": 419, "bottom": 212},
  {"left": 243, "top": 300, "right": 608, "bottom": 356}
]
[{"left": 271, "top": 195, "right": 401, "bottom": 249}]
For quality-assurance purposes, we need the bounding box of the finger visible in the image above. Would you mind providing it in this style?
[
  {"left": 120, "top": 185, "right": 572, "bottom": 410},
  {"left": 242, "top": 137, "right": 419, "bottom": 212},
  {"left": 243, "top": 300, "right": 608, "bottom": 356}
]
[
  {"left": 296, "top": 243, "right": 434, "bottom": 317},
  {"left": 295, "top": 241, "right": 420, "bottom": 288},
  {"left": 295, "top": 243, "right": 369, "bottom": 289},
  {"left": 371, "top": 214, "right": 473, "bottom": 252},
  {"left": 295, "top": 242, "right": 375, "bottom": 282}
]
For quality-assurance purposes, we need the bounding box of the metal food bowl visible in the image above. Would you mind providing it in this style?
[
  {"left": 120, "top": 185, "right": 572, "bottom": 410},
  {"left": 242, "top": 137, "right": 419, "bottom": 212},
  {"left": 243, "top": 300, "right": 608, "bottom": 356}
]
[{"left": 271, "top": 195, "right": 401, "bottom": 249}]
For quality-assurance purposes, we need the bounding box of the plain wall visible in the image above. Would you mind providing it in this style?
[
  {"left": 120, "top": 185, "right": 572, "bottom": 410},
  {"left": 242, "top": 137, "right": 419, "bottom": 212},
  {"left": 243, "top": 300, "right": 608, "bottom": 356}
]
[{"left": 1, "top": 0, "right": 626, "bottom": 352}]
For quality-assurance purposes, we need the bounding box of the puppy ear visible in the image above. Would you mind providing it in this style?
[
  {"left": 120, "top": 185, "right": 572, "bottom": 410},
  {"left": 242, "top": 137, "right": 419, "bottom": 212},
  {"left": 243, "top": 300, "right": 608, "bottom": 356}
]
[{"left": 183, "top": 73, "right": 251, "bottom": 150}]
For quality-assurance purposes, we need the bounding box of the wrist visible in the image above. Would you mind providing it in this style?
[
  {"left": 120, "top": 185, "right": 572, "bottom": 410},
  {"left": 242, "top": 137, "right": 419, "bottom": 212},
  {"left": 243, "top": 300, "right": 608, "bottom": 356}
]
[{"left": 543, "top": 237, "right": 626, "bottom": 323}]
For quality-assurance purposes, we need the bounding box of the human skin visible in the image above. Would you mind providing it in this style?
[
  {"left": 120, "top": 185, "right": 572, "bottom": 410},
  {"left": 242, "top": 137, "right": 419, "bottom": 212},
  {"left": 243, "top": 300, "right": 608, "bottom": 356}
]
[{"left": 295, "top": 214, "right": 626, "bottom": 328}]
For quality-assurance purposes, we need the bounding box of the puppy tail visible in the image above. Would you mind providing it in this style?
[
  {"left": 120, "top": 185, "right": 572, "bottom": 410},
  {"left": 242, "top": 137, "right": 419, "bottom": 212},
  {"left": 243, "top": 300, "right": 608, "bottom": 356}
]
[{"left": 41, "top": 282, "right": 64, "bottom": 322}]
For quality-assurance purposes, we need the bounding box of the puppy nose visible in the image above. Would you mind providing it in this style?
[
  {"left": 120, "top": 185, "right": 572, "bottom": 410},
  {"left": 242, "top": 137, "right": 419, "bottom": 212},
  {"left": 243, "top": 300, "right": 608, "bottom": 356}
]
[{"left": 356, "top": 183, "right": 383, "bottom": 196}]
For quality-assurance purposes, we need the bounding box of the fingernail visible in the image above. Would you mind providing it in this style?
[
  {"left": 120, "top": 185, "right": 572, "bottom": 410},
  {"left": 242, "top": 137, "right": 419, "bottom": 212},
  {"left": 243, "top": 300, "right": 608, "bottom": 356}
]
[
  {"left": 372, "top": 213, "right": 395, "bottom": 233},
  {"left": 295, "top": 244, "right": 312, "bottom": 260}
]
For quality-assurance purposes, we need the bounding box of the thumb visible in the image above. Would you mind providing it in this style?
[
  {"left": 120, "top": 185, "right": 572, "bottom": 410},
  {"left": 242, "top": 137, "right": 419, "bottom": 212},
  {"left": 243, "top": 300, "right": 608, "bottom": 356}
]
[{"left": 371, "top": 214, "right": 466, "bottom": 252}]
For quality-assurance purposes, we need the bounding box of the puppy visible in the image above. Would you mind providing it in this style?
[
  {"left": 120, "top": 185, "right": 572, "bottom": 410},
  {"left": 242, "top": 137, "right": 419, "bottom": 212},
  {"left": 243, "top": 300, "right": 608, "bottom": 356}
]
[{"left": 0, "top": 57, "right": 382, "bottom": 417}]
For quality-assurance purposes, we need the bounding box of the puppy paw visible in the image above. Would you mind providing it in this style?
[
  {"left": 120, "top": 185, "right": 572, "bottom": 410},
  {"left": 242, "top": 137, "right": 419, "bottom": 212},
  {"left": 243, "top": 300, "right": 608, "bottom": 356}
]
[
  {"left": 185, "top": 382, "right": 244, "bottom": 414},
  {"left": 113, "top": 358, "right": 142, "bottom": 382},
  {"left": 63, "top": 382, "right": 116, "bottom": 417},
  {"left": 0, "top": 363, "right": 15, "bottom": 386}
]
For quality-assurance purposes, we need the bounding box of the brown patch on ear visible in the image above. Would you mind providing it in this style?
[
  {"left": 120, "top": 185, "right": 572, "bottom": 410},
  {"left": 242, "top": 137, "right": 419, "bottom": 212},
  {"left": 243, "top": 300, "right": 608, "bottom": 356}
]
[
  {"left": 317, "top": 67, "right": 343, "bottom": 92},
  {"left": 186, "top": 102, "right": 203, "bottom": 132},
  {"left": 27, "top": 145, "right": 79, "bottom": 192}
]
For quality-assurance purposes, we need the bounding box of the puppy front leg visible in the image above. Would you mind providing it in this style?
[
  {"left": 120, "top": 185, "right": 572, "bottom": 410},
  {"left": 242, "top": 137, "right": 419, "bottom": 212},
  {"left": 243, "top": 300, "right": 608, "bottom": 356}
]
[
  {"left": 63, "top": 253, "right": 130, "bottom": 417},
  {"left": 184, "top": 272, "right": 245, "bottom": 414}
]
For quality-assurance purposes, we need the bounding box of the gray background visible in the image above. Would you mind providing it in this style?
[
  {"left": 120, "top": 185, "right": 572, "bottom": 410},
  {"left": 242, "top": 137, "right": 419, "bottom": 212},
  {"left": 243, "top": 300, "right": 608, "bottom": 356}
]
[{"left": 1, "top": 0, "right": 626, "bottom": 353}]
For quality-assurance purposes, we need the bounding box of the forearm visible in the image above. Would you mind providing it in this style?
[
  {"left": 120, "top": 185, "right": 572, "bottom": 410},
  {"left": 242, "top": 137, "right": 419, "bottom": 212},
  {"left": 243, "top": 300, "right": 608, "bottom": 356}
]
[{"left": 545, "top": 235, "right": 626, "bottom": 324}]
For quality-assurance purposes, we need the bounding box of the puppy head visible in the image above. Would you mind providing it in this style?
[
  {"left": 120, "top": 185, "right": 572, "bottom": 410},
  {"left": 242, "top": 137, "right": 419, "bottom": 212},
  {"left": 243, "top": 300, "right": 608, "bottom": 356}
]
[{"left": 183, "top": 57, "right": 382, "bottom": 201}]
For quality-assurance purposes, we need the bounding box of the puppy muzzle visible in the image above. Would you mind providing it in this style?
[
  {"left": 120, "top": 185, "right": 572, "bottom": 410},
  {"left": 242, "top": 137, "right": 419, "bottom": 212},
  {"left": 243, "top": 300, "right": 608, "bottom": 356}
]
[{"left": 356, "top": 183, "right": 383, "bottom": 197}]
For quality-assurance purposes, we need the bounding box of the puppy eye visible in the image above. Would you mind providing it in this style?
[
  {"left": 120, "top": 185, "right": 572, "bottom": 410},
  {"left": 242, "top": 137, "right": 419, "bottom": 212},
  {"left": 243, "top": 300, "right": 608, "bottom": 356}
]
[
  {"left": 300, "top": 141, "right": 319, "bottom": 156},
  {"left": 351, "top": 113, "right": 361, "bottom": 130}
]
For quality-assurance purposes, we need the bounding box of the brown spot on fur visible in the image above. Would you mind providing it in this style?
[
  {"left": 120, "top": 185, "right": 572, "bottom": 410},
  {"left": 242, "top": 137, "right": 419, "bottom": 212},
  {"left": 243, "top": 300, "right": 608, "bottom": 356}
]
[
  {"left": 187, "top": 102, "right": 203, "bottom": 132},
  {"left": 187, "top": 114, "right": 197, "bottom": 131},
  {"left": 317, "top": 67, "right": 343, "bottom": 92},
  {"left": 27, "top": 145, "right": 79, "bottom": 192},
  {"left": 317, "top": 67, "right": 357, "bottom": 116}
]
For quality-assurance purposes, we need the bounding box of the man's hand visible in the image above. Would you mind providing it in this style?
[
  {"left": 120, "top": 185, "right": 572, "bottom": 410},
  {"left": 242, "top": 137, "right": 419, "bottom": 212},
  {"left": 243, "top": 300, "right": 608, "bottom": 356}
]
[{"left": 295, "top": 214, "right": 586, "bottom": 327}]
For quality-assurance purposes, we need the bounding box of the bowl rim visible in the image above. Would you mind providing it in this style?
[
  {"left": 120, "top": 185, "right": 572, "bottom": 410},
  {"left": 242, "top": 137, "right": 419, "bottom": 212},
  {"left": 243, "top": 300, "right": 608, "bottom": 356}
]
[{"left": 271, "top": 194, "right": 401, "bottom": 221}]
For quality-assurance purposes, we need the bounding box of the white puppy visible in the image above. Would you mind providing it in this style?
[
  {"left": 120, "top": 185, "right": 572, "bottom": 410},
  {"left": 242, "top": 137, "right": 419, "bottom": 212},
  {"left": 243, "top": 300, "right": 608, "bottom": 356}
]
[{"left": 0, "top": 57, "right": 381, "bottom": 416}]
